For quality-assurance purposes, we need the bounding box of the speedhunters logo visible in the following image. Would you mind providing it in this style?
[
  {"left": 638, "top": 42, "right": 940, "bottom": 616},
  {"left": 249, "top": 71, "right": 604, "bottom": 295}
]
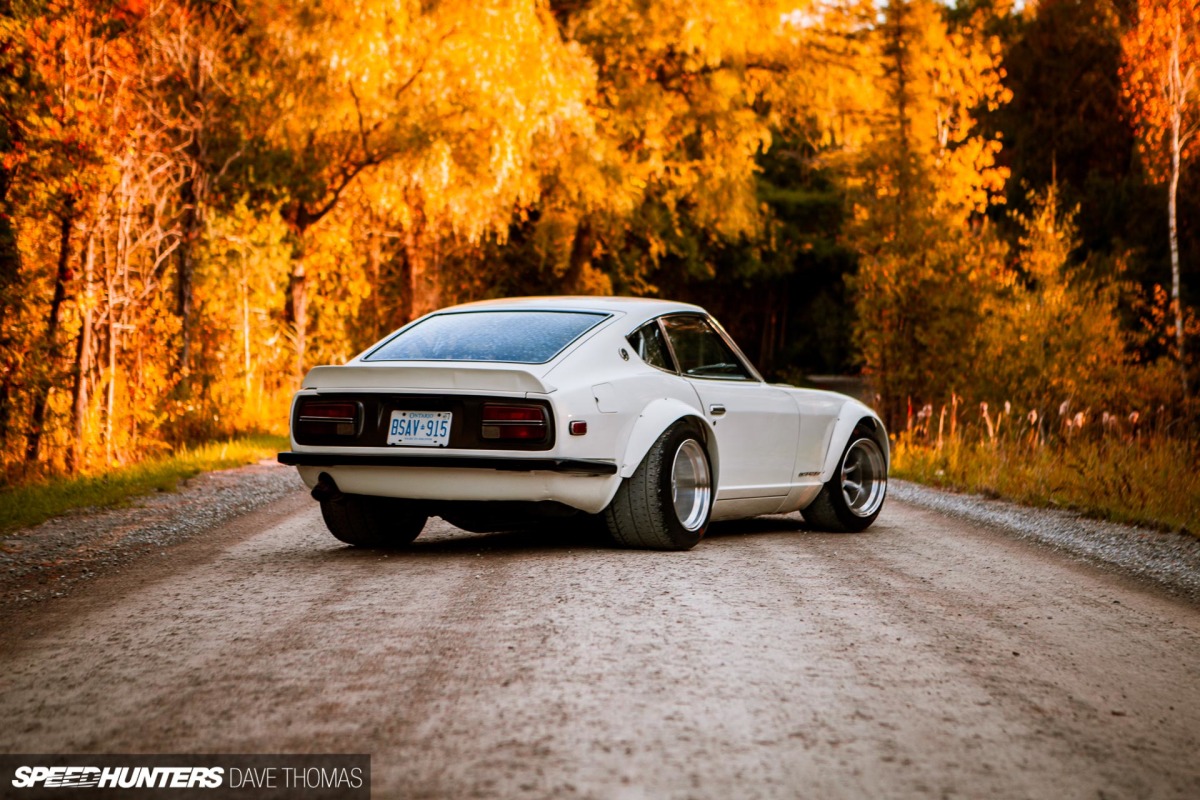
[
  {"left": 12, "top": 766, "right": 223, "bottom": 789},
  {"left": 1, "top": 756, "right": 369, "bottom": 799}
]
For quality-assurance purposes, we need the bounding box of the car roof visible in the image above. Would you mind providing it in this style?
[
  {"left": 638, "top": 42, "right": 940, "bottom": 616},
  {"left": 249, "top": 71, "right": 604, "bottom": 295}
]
[{"left": 440, "top": 295, "right": 706, "bottom": 321}]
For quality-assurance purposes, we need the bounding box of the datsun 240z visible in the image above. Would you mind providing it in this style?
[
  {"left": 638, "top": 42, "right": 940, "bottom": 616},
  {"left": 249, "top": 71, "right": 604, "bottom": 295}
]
[{"left": 278, "top": 297, "right": 888, "bottom": 550}]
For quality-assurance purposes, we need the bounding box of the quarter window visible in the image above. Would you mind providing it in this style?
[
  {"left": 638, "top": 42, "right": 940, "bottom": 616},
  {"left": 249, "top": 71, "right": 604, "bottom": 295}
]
[
  {"left": 661, "top": 315, "right": 754, "bottom": 381},
  {"left": 627, "top": 322, "right": 675, "bottom": 372}
]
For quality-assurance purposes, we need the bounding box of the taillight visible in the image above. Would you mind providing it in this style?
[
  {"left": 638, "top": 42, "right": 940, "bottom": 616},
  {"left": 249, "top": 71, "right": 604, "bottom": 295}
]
[
  {"left": 481, "top": 403, "right": 547, "bottom": 441},
  {"left": 297, "top": 399, "right": 361, "bottom": 436}
]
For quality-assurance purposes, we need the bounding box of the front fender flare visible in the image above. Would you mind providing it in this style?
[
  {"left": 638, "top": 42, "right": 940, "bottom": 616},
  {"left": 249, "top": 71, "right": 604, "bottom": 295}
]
[{"left": 619, "top": 398, "right": 719, "bottom": 486}]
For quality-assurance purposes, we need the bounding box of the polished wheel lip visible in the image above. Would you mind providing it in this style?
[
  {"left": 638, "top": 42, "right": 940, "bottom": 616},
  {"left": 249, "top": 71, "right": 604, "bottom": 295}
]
[
  {"left": 671, "top": 438, "right": 711, "bottom": 531},
  {"left": 841, "top": 437, "right": 887, "bottom": 518}
]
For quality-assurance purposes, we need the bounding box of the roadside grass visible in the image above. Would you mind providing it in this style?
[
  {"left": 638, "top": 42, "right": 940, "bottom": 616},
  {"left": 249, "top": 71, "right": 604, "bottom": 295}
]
[
  {"left": 0, "top": 434, "right": 289, "bottom": 537},
  {"left": 891, "top": 434, "right": 1200, "bottom": 535}
]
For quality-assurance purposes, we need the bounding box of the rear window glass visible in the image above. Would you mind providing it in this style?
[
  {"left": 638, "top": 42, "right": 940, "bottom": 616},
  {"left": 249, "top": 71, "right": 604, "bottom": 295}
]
[{"left": 364, "top": 310, "right": 609, "bottom": 364}]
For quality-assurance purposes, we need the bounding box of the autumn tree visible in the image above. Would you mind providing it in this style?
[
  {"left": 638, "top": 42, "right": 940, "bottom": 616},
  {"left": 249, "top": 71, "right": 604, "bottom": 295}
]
[
  {"left": 0, "top": 0, "right": 31, "bottom": 453},
  {"left": 239, "top": 0, "right": 596, "bottom": 378},
  {"left": 1, "top": 0, "right": 227, "bottom": 472},
  {"left": 545, "top": 0, "right": 795, "bottom": 295},
  {"left": 139, "top": 0, "right": 248, "bottom": 381},
  {"left": 10, "top": 0, "right": 148, "bottom": 466},
  {"left": 847, "top": 0, "right": 1010, "bottom": 428},
  {"left": 1122, "top": 0, "right": 1199, "bottom": 399},
  {"left": 978, "top": 186, "right": 1151, "bottom": 413},
  {"left": 235, "top": 0, "right": 428, "bottom": 379},
  {"left": 191, "top": 201, "right": 293, "bottom": 433},
  {"left": 360, "top": 0, "right": 596, "bottom": 320}
]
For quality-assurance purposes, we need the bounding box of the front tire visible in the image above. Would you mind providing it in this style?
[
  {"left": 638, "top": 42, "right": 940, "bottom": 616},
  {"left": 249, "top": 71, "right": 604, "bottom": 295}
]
[
  {"left": 320, "top": 494, "right": 428, "bottom": 548},
  {"left": 603, "top": 421, "right": 712, "bottom": 551},
  {"left": 801, "top": 428, "right": 887, "bottom": 533}
]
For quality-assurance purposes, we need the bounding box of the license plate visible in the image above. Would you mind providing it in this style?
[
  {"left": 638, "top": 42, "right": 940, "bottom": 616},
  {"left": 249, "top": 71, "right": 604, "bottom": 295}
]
[{"left": 386, "top": 410, "right": 452, "bottom": 447}]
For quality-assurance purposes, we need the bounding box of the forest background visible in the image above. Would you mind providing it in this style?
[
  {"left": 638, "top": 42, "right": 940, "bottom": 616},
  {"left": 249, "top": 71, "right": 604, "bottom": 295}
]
[{"left": 0, "top": 0, "right": 1197, "bottom": 529}]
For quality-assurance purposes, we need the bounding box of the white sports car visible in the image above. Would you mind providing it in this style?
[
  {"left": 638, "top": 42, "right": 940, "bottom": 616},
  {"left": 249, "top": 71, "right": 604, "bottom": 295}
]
[{"left": 279, "top": 297, "right": 888, "bottom": 550}]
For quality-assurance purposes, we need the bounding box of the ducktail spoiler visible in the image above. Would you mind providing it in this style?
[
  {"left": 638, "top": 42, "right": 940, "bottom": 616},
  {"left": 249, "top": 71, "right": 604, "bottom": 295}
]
[{"left": 301, "top": 365, "right": 554, "bottom": 395}]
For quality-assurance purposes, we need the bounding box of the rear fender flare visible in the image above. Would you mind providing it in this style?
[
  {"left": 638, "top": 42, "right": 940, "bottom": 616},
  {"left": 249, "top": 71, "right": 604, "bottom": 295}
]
[
  {"left": 619, "top": 399, "right": 719, "bottom": 486},
  {"left": 819, "top": 407, "right": 889, "bottom": 483}
]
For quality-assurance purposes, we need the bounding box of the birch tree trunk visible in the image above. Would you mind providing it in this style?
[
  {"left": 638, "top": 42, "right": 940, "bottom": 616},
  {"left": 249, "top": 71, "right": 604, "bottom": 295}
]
[{"left": 1167, "top": 21, "right": 1187, "bottom": 399}]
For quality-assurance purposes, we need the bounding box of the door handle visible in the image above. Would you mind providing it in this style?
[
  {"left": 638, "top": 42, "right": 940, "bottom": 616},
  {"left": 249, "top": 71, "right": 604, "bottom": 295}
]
[{"left": 709, "top": 404, "right": 726, "bottom": 417}]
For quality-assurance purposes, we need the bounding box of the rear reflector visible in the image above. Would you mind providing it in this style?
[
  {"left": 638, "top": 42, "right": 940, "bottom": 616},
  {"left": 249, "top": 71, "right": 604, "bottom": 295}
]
[{"left": 482, "top": 403, "right": 547, "bottom": 441}]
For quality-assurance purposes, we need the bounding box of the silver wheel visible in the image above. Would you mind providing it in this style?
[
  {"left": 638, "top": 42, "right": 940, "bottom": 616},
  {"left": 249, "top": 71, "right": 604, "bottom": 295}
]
[
  {"left": 604, "top": 421, "right": 712, "bottom": 550},
  {"left": 841, "top": 437, "right": 887, "bottom": 518},
  {"left": 671, "top": 439, "right": 711, "bottom": 532}
]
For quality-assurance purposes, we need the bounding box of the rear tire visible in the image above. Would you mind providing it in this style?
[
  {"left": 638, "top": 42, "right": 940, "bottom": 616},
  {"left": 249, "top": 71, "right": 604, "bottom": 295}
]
[
  {"left": 603, "top": 421, "right": 712, "bottom": 551},
  {"left": 320, "top": 494, "right": 427, "bottom": 547},
  {"left": 801, "top": 427, "right": 887, "bottom": 533}
]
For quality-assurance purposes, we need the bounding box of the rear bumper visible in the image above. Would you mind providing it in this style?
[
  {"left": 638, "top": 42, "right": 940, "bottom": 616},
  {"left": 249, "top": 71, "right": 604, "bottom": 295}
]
[
  {"left": 288, "top": 462, "right": 622, "bottom": 514},
  {"left": 278, "top": 451, "right": 617, "bottom": 475}
]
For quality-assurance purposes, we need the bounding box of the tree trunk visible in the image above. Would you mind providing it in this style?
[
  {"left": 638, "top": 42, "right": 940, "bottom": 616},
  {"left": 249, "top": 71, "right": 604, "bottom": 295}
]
[
  {"left": 889, "top": 0, "right": 912, "bottom": 235},
  {"left": 1169, "top": 112, "right": 1185, "bottom": 399},
  {"left": 1167, "top": 25, "right": 1187, "bottom": 400},
  {"left": 758, "top": 290, "right": 779, "bottom": 375},
  {"left": 240, "top": 252, "right": 252, "bottom": 401},
  {"left": 0, "top": 172, "right": 19, "bottom": 452},
  {"left": 175, "top": 36, "right": 210, "bottom": 384},
  {"left": 403, "top": 204, "right": 438, "bottom": 320},
  {"left": 367, "top": 229, "right": 383, "bottom": 340},
  {"left": 563, "top": 219, "right": 594, "bottom": 294},
  {"left": 281, "top": 204, "right": 311, "bottom": 383},
  {"left": 68, "top": 234, "right": 96, "bottom": 473},
  {"left": 176, "top": 180, "right": 198, "bottom": 379},
  {"left": 25, "top": 200, "right": 75, "bottom": 463},
  {"left": 0, "top": 0, "right": 18, "bottom": 451},
  {"left": 105, "top": 305, "right": 116, "bottom": 466},
  {"left": 879, "top": 307, "right": 896, "bottom": 431},
  {"left": 396, "top": 240, "right": 414, "bottom": 328},
  {"left": 100, "top": 223, "right": 118, "bottom": 466},
  {"left": 286, "top": 257, "right": 308, "bottom": 382}
]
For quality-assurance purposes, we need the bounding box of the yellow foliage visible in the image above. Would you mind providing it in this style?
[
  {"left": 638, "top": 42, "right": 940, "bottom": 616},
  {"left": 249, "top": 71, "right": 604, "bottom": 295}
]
[
  {"left": 1121, "top": 0, "right": 1200, "bottom": 181},
  {"left": 976, "top": 187, "right": 1167, "bottom": 412},
  {"left": 847, "top": 0, "right": 1012, "bottom": 426}
]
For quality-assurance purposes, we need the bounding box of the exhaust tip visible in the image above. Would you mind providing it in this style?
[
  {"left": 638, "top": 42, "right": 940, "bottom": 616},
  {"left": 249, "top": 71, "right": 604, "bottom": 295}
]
[{"left": 311, "top": 472, "right": 344, "bottom": 503}]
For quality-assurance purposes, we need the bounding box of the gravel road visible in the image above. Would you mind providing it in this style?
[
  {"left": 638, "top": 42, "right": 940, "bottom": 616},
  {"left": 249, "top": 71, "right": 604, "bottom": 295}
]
[
  {"left": 0, "top": 460, "right": 303, "bottom": 608},
  {"left": 1, "top": 463, "right": 1198, "bottom": 798}
]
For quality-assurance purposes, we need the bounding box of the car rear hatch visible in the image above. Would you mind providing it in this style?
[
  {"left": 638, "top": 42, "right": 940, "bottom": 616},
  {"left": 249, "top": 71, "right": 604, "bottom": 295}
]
[{"left": 294, "top": 364, "right": 558, "bottom": 452}]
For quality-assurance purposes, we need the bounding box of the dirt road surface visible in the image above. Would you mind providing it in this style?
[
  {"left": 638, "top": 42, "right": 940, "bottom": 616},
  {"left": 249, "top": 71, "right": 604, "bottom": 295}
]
[{"left": 2, "top": 490, "right": 1198, "bottom": 799}]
